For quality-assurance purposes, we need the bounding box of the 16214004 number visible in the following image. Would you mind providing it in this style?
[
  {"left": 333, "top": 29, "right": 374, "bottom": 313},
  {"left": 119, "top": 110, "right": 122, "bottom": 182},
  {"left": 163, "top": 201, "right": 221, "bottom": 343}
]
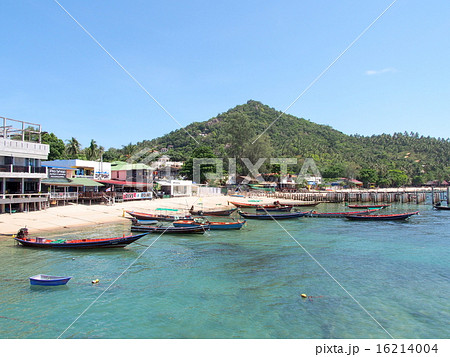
[{"left": 376, "top": 344, "right": 438, "bottom": 354}]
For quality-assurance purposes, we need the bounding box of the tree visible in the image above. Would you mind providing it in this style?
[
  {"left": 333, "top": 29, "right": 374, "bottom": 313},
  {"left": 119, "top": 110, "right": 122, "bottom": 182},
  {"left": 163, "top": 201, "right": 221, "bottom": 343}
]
[
  {"left": 387, "top": 169, "right": 409, "bottom": 187},
  {"left": 84, "top": 139, "right": 102, "bottom": 160},
  {"left": 65, "top": 137, "right": 82, "bottom": 159},
  {"left": 180, "top": 146, "right": 217, "bottom": 183},
  {"left": 358, "top": 168, "right": 378, "bottom": 187},
  {"left": 41, "top": 132, "right": 66, "bottom": 160}
]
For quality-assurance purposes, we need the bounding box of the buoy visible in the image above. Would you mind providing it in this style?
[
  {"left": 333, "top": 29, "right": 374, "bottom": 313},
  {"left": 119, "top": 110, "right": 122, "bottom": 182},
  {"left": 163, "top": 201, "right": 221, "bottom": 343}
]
[
  {"left": 91, "top": 279, "right": 99, "bottom": 284},
  {"left": 300, "top": 294, "right": 307, "bottom": 298}
]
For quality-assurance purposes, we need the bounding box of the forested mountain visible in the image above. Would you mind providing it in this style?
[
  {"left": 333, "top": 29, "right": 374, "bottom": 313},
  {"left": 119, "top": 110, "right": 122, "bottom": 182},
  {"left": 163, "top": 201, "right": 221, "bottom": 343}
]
[
  {"left": 109, "top": 100, "right": 449, "bottom": 186},
  {"left": 46, "top": 100, "right": 448, "bottom": 186}
]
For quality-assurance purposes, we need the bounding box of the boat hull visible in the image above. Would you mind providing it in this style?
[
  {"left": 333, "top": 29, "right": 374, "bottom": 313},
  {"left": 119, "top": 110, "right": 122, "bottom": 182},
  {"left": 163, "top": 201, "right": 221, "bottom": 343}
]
[
  {"left": 29, "top": 275, "right": 72, "bottom": 286},
  {"left": 126, "top": 211, "right": 192, "bottom": 221},
  {"left": 15, "top": 233, "right": 148, "bottom": 249},
  {"left": 190, "top": 208, "right": 238, "bottom": 216},
  {"left": 345, "top": 212, "right": 419, "bottom": 221},
  {"left": 255, "top": 206, "right": 292, "bottom": 212},
  {"left": 347, "top": 204, "right": 390, "bottom": 209},
  {"left": 173, "top": 220, "right": 246, "bottom": 230},
  {"left": 238, "top": 211, "right": 307, "bottom": 219},
  {"left": 130, "top": 225, "right": 207, "bottom": 234}
]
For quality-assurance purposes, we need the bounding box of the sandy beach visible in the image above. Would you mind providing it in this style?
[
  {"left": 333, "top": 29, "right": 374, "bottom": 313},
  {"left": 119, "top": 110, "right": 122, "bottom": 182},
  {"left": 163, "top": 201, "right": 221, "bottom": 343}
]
[{"left": 0, "top": 195, "right": 276, "bottom": 235}]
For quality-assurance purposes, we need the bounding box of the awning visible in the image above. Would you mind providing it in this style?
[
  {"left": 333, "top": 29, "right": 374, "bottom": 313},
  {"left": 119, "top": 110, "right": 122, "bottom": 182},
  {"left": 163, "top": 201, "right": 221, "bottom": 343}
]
[
  {"left": 42, "top": 178, "right": 104, "bottom": 187},
  {"left": 96, "top": 179, "right": 151, "bottom": 187}
]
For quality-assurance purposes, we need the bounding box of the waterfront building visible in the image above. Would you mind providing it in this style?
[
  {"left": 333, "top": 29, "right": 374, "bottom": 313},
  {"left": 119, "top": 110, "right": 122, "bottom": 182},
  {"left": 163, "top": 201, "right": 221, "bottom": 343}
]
[
  {"left": 41, "top": 159, "right": 111, "bottom": 180},
  {"left": 0, "top": 117, "right": 49, "bottom": 213}
]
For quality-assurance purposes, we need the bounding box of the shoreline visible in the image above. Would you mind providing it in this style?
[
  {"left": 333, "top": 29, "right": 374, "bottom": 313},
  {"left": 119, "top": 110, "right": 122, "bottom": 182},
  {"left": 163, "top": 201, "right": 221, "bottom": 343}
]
[
  {"left": 0, "top": 195, "right": 275, "bottom": 235},
  {"left": 0, "top": 187, "right": 443, "bottom": 235}
]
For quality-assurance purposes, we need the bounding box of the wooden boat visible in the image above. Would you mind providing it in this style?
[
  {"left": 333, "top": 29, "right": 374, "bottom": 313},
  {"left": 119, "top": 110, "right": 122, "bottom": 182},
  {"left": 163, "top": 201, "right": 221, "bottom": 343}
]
[
  {"left": 130, "top": 225, "right": 207, "bottom": 234},
  {"left": 189, "top": 207, "right": 238, "bottom": 216},
  {"left": 433, "top": 204, "right": 450, "bottom": 210},
  {"left": 29, "top": 274, "right": 72, "bottom": 286},
  {"left": 14, "top": 228, "right": 148, "bottom": 249},
  {"left": 256, "top": 205, "right": 292, "bottom": 212},
  {"left": 273, "top": 201, "right": 320, "bottom": 207},
  {"left": 238, "top": 211, "right": 308, "bottom": 220},
  {"left": 173, "top": 219, "right": 246, "bottom": 230},
  {"left": 345, "top": 211, "right": 419, "bottom": 221},
  {"left": 307, "top": 210, "right": 375, "bottom": 218},
  {"left": 228, "top": 201, "right": 262, "bottom": 208},
  {"left": 125, "top": 210, "right": 192, "bottom": 221},
  {"left": 347, "top": 204, "right": 390, "bottom": 209}
]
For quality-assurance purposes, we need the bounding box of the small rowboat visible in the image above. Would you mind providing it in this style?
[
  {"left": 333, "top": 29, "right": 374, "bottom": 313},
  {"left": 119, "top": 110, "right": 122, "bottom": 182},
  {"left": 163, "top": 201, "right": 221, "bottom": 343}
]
[
  {"left": 307, "top": 210, "right": 376, "bottom": 218},
  {"left": 130, "top": 225, "right": 207, "bottom": 234},
  {"left": 173, "top": 219, "right": 246, "bottom": 230},
  {"left": 125, "top": 211, "right": 192, "bottom": 222},
  {"left": 345, "top": 211, "right": 419, "bottom": 221},
  {"left": 189, "top": 207, "right": 238, "bottom": 216},
  {"left": 256, "top": 205, "right": 292, "bottom": 212},
  {"left": 238, "top": 211, "right": 308, "bottom": 220},
  {"left": 30, "top": 274, "right": 72, "bottom": 286},
  {"left": 14, "top": 228, "right": 148, "bottom": 249},
  {"left": 346, "top": 204, "right": 390, "bottom": 209},
  {"left": 273, "top": 201, "right": 321, "bottom": 207}
]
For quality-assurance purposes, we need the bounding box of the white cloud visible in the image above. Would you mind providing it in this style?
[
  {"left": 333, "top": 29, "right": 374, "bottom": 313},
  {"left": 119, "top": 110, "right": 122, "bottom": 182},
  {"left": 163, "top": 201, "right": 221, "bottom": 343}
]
[{"left": 365, "top": 67, "right": 397, "bottom": 76}]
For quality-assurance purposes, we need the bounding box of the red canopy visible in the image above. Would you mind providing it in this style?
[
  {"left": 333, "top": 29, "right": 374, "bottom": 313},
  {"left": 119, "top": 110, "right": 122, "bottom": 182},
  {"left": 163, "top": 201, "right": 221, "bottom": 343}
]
[{"left": 96, "top": 180, "right": 151, "bottom": 187}]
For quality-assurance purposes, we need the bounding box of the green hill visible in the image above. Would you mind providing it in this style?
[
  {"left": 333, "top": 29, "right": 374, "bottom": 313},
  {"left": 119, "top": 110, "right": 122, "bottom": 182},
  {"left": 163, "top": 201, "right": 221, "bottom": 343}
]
[{"left": 106, "top": 100, "right": 450, "bottom": 186}]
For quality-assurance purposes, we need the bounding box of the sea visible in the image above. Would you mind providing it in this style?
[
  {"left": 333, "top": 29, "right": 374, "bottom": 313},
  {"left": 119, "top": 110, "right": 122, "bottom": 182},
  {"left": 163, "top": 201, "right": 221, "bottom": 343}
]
[{"left": 0, "top": 202, "right": 448, "bottom": 339}]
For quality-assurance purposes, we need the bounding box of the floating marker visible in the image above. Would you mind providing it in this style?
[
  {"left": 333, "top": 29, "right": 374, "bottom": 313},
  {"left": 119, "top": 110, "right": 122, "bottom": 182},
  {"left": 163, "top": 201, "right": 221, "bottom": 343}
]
[
  {"left": 301, "top": 293, "right": 307, "bottom": 298},
  {"left": 91, "top": 279, "right": 99, "bottom": 284}
]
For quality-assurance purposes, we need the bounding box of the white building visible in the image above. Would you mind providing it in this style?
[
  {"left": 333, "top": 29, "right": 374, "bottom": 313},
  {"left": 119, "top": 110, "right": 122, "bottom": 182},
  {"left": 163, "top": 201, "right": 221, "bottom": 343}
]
[
  {"left": 42, "top": 159, "right": 111, "bottom": 180},
  {"left": 0, "top": 117, "right": 49, "bottom": 213}
]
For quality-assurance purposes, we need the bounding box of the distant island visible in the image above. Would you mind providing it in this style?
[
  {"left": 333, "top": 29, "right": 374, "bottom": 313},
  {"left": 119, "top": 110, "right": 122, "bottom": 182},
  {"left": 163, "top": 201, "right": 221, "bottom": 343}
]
[{"left": 43, "top": 100, "right": 450, "bottom": 187}]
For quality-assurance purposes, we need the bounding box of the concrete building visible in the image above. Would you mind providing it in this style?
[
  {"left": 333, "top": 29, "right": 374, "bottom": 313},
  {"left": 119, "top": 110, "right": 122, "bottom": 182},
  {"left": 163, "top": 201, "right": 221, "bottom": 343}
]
[
  {"left": 0, "top": 117, "right": 49, "bottom": 213},
  {"left": 42, "top": 159, "right": 111, "bottom": 180}
]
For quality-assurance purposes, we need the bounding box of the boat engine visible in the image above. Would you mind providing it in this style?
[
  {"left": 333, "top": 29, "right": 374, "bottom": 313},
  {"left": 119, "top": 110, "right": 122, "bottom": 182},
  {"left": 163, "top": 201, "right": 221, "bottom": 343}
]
[{"left": 17, "top": 228, "right": 29, "bottom": 239}]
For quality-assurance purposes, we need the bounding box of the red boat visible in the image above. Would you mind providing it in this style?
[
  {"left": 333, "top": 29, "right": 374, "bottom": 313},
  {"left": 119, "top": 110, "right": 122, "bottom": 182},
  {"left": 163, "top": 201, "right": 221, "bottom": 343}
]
[
  {"left": 347, "top": 204, "right": 390, "bottom": 209},
  {"left": 345, "top": 211, "right": 419, "bottom": 221},
  {"left": 228, "top": 201, "right": 263, "bottom": 208}
]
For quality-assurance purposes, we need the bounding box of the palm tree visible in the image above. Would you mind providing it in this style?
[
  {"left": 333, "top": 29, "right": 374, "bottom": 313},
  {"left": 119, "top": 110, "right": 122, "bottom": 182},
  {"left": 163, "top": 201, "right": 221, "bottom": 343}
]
[
  {"left": 85, "top": 139, "right": 100, "bottom": 160},
  {"left": 66, "top": 137, "right": 81, "bottom": 159}
]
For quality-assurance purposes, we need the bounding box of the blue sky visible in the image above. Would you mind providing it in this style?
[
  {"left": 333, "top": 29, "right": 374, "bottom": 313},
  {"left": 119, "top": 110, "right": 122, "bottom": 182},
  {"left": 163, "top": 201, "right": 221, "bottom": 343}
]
[{"left": 1, "top": 0, "right": 449, "bottom": 149}]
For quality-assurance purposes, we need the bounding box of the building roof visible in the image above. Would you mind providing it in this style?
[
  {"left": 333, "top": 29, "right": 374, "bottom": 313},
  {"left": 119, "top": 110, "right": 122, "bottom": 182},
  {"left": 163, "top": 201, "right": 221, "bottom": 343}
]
[{"left": 110, "top": 161, "right": 152, "bottom": 171}]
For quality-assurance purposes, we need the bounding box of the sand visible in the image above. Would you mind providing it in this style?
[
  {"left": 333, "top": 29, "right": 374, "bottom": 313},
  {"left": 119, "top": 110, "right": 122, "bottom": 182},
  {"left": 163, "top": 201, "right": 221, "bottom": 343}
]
[{"left": 0, "top": 195, "right": 276, "bottom": 235}]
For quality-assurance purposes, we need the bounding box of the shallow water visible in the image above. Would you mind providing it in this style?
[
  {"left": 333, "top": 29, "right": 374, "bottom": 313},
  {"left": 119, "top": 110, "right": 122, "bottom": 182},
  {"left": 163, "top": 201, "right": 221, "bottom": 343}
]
[{"left": 0, "top": 203, "right": 448, "bottom": 339}]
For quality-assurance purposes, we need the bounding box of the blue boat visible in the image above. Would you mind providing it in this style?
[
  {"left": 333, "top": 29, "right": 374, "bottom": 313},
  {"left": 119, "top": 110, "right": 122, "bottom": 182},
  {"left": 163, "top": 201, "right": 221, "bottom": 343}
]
[{"left": 29, "top": 274, "right": 72, "bottom": 286}]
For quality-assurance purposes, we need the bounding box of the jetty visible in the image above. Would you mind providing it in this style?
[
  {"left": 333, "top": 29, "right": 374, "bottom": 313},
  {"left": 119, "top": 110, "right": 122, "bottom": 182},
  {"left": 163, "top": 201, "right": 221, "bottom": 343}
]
[{"left": 229, "top": 187, "right": 449, "bottom": 205}]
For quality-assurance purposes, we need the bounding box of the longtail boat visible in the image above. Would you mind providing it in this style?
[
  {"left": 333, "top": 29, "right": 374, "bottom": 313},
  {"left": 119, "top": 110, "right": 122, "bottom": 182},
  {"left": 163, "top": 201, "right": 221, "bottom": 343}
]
[
  {"left": 228, "top": 201, "right": 262, "bottom": 208},
  {"left": 130, "top": 225, "right": 206, "bottom": 234},
  {"left": 14, "top": 228, "right": 148, "bottom": 249},
  {"left": 273, "top": 201, "right": 321, "bottom": 207},
  {"left": 345, "top": 211, "right": 419, "bottom": 221},
  {"left": 125, "top": 210, "right": 192, "bottom": 221},
  {"left": 238, "top": 211, "right": 308, "bottom": 220},
  {"left": 256, "top": 205, "right": 292, "bottom": 212},
  {"left": 433, "top": 205, "right": 450, "bottom": 211},
  {"left": 189, "top": 207, "right": 238, "bottom": 216},
  {"left": 306, "top": 210, "right": 377, "bottom": 218},
  {"left": 30, "top": 274, "right": 72, "bottom": 286},
  {"left": 173, "top": 219, "right": 246, "bottom": 230},
  {"left": 346, "top": 204, "right": 390, "bottom": 209}
]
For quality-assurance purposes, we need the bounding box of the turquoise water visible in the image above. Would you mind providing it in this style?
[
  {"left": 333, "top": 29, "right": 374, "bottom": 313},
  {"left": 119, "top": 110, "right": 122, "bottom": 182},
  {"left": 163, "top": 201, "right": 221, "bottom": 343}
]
[{"left": 0, "top": 203, "right": 448, "bottom": 339}]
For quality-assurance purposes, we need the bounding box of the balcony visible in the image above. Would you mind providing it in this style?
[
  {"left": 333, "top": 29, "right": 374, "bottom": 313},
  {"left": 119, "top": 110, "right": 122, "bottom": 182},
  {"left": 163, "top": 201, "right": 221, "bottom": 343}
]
[{"left": 0, "top": 165, "right": 47, "bottom": 178}]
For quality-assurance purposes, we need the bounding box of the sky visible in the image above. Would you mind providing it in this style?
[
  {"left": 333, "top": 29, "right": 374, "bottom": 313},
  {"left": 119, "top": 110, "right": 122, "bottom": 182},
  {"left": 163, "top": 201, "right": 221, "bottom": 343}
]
[{"left": 1, "top": 0, "right": 449, "bottom": 149}]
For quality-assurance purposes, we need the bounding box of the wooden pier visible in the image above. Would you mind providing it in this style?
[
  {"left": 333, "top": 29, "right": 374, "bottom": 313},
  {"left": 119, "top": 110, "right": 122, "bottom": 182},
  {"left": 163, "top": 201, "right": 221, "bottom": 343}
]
[{"left": 232, "top": 188, "right": 447, "bottom": 204}]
